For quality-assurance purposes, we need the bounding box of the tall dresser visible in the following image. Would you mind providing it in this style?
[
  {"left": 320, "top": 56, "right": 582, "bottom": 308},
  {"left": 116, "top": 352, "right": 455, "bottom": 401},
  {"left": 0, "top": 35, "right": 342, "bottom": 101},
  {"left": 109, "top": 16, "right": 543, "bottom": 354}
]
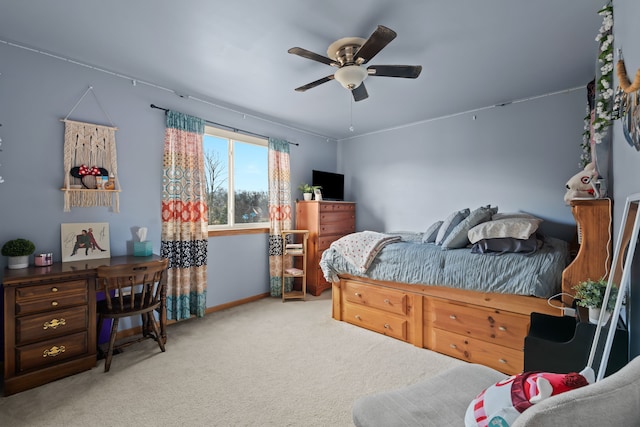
[{"left": 296, "top": 201, "right": 356, "bottom": 296}]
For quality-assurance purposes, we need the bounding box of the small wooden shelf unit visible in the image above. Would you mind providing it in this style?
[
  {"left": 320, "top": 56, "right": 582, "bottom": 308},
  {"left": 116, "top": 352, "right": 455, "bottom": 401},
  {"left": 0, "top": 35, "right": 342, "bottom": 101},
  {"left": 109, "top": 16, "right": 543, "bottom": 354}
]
[{"left": 281, "top": 230, "right": 309, "bottom": 301}]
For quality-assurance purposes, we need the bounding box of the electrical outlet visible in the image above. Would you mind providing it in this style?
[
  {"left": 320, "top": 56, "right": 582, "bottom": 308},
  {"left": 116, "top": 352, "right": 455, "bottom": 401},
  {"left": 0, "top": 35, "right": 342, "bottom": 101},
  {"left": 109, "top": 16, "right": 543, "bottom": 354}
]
[{"left": 562, "top": 307, "right": 576, "bottom": 317}]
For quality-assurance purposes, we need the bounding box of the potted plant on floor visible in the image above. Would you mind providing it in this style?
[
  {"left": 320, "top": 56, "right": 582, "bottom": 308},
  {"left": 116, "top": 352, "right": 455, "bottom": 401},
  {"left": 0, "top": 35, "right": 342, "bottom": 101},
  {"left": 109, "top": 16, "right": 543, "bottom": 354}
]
[
  {"left": 2, "top": 238, "right": 36, "bottom": 269},
  {"left": 573, "top": 278, "right": 618, "bottom": 324},
  {"left": 298, "top": 183, "right": 321, "bottom": 201}
]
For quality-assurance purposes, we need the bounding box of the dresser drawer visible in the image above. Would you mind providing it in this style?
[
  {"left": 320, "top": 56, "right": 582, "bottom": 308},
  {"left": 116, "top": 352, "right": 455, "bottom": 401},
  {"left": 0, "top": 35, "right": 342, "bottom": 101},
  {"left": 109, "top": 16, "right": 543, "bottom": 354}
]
[
  {"left": 430, "top": 299, "right": 529, "bottom": 350},
  {"left": 319, "top": 211, "right": 356, "bottom": 225},
  {"left": 16, "top": 306, "right": 88, "bottom": 345},
  {"left": 343, "top": 302, "right": 407, "bottom": 341},
  {"left": 16, "top": 279, "right": 88, "bottom": 301},
  {"left": 16, "top": 290, "right": 88, "bottom": 316},
  {"left": 430, "top": 328, "right": 522, "bottom": 374},
  {"left": 344, "top": 281, "right": 408, "bottom": 316},
  {"left": 320, "top": 203, "right": 355, "bottom": 213},
  {"left": 16, "top": 331, "right": 89, "bottom": 373},
  {"left": 319, "top": 222, "right": 356, "bottom": 236}
]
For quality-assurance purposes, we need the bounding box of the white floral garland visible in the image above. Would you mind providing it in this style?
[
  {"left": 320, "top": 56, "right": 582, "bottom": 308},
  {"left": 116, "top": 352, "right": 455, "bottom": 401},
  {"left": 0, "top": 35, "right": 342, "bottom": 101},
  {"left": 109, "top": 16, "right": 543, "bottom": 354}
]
[
  {"left": 581, "top": 3, "right": 614, "bottom": 167},
  {"left": 593, "top": 3, "right": 614, "bottom": 143}
]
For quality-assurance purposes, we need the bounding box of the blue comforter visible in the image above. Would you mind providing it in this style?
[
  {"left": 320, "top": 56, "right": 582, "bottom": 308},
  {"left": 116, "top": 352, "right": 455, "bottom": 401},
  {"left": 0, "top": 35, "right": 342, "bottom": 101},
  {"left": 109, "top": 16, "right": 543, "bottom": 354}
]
[{"left": 320, "top": 232, "right": 569, "bottom": 298}]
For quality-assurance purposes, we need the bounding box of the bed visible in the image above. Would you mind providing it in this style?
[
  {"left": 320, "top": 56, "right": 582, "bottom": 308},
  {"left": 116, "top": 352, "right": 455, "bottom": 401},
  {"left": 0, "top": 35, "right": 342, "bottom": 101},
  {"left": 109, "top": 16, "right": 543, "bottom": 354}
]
[{"left": 324, "top": 200, "right": 612, "bottom": 374}]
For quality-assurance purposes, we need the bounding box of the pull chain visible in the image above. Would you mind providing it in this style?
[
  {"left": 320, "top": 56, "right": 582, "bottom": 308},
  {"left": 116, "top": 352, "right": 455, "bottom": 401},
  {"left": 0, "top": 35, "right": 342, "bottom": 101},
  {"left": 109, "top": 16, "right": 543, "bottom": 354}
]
[{"left": 349, "top": 95, "right": 355, "bottom": 132}]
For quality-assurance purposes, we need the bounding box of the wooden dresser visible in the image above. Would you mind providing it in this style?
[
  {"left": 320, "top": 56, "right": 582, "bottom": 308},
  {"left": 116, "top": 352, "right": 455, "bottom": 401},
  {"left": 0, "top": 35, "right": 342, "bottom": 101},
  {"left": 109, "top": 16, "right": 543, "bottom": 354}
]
[{"left": 296, "top": 201, "right": 356, "bottom": 296}]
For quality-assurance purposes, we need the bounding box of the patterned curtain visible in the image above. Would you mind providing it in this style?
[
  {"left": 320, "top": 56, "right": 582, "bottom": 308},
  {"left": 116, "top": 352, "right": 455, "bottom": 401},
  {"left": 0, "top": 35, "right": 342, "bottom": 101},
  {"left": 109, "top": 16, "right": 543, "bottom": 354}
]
[
  {"left": 268, "top": 138, "right": 293, "bottom": 297},
  {"left": 161, "top": 110, "right": 208, "bottom": 320}
]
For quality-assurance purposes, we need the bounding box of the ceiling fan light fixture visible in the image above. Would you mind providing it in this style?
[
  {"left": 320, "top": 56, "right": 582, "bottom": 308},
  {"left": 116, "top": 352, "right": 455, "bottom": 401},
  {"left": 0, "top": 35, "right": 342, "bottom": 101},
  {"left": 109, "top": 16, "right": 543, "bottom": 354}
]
[{"left": 334, "top": 65, "right": 368, "bottom": 90}]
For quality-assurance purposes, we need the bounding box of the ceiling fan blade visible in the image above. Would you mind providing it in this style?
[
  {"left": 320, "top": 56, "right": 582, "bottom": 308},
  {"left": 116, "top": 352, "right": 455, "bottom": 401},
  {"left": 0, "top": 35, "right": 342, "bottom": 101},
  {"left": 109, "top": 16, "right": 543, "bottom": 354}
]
[
  {"left": 355, "top": 25, "right": 397, "bottom": 64},
  {"left": 367, "top": 65, "right": 423, "bottom": 78},
  {"left": 294, "top": 75, "right": 335, "bottom": 92},
  {"left": 288, "top": 47, "right": 336, "bottom": 66},
  {"left": 352, "top": 83, "right": 369, "bottom": 102}
]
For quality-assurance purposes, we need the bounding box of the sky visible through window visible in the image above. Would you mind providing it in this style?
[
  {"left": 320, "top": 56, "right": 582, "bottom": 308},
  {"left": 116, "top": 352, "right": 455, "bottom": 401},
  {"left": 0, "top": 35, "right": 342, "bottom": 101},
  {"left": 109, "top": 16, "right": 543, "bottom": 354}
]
[{"left": 204, "top": 134, "right": 267, "bottom": 192}]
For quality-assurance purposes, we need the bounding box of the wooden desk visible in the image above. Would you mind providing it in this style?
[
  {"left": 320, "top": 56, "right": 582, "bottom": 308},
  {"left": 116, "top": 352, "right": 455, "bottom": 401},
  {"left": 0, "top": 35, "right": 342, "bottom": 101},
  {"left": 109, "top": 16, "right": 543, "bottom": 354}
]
[{"left": 2, "top": 255, "right": 163, "bottom": 396}]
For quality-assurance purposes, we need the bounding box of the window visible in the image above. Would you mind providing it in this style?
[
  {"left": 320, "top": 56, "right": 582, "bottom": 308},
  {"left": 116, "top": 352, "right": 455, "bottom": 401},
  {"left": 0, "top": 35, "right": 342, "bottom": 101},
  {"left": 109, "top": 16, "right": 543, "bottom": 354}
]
[{"left": 203, "top": 126, "right": 269, "bottom": 231}]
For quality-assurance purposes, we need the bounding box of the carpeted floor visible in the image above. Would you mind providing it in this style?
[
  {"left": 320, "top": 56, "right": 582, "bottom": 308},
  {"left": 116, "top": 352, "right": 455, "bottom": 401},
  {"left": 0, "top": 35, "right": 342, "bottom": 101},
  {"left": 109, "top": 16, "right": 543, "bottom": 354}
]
[{"left": 0, "top": 292, "right": 464, "bottom": 426}]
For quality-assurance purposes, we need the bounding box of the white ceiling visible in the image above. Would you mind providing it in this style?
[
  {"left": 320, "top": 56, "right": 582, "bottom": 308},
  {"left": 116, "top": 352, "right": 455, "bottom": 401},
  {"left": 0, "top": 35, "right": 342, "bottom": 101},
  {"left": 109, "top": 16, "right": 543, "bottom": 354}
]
[{"left": 0, "top": 0, "right": 605, "bottom": 140}]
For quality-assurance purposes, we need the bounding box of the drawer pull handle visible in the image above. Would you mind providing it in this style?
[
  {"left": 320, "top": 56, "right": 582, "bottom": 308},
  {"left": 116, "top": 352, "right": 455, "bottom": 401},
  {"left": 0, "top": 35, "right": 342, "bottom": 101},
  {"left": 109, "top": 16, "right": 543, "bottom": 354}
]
[
  {"left": 43, "top": 345, "right": 66, "bottom": 358},
  {"left": 449, "top": 344, "right": 457, "bottom": 349},
  {"left": 355, "top": 315, "right": 362, "bottom": 320},
  {"left": 51, "top": 301, "right": 59, "bottom": 307},
  {"left": 383, "top": 324, "right": 390, "bottom": 329},
  {"left": 354, "top": 292, "right": 361, "bottom": 297},
  {"left": 449, "top": 314, "right": 457, "bottom": 320},
  {"left": 498, "top": 326, "right": 507, "bottom": 331},
  {"left": 43, "top": 318, "right": 66, "bottom": 330},
  {"left": 498, "top": 359, "right": 507, "bottom": 364},
  {"left": 383, "top": 299, "right": 390, "bottom": 304},
  {"left": 51, "top": 287, "right": 59, "bottom": 292}
]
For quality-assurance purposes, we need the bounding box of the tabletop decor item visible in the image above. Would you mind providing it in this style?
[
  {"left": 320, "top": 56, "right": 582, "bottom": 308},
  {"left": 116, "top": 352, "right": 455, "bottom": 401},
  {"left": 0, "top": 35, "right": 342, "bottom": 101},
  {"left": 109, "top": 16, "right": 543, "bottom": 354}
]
[{"left": 1, "top": 238, "right": 36, "bottom": 269}]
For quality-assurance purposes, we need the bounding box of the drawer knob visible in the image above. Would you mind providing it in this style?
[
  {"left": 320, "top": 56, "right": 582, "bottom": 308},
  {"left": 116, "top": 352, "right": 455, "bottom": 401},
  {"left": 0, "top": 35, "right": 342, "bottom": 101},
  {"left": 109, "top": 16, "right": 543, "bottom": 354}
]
[
  {"left": 354, "top": 292, "right": 362, "bottom": 297},
  {"left": 383, "top": 299, "right": 390, "bottom": 304},
  {"left": 498, "top": 358, "right": 507, "bottom": 364},
  {"left": 383, "top": 324, "right": 390, "bottom": 329},
  {"left": 449, "top": 344, "right": 457, "bottom": 349},
  {"left": 498, "top": 326, "right": 507, "bottom": 332},
  {"left": 51, "top": 287, "right": 59, "bottom": 292},
  {"left": 449, "top": 314, "right": 457, "bottom": 320},
  {"left": 43, "top": 345, "right": 66, "bottom": 358},
  {"left": 43, "top": 318, "right": 66, "bottom": 330},
  {"left": 51, "top": 301, "right": 59, "bottom": 307},
  {"left": 355, "top": 315, "right": 362, "bottom": 320}
]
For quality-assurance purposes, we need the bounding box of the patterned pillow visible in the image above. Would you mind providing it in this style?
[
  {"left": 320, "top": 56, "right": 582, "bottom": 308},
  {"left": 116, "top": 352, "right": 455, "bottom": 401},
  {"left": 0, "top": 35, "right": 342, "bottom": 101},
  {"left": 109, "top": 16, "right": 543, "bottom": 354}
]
[
  {"left": 467, "top": 217, "right": 542, "bottom": 244},
  {"left": 435, "top": 208, "right": 471, "bottom": 245},
  {"left": 422, "top": 221, "right": 443, "bottom": 243},
  {"left": 441, "top": 205, "right": 498, "bottom": 249}
]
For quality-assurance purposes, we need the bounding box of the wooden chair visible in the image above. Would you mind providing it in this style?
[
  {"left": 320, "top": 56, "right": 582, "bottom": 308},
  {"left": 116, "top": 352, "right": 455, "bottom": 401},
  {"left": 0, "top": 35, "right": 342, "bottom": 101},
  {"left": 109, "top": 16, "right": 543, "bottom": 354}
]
[{"left": 96, "top": 258, "right": 169, "bottom": 372}]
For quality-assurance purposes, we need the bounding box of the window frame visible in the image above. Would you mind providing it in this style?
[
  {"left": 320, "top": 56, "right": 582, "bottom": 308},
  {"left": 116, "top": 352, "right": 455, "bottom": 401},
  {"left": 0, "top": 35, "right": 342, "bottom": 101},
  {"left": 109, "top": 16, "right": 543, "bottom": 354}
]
[{"left": 203, "top": 125, "right": 269, "bottom": 236}]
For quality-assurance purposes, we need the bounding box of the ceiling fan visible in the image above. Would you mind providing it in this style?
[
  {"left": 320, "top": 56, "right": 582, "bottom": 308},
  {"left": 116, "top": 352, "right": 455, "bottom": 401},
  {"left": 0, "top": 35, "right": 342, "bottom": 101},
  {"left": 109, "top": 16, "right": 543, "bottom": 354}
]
[{"left": 288, "top": 25, "right": 422, "bottom": 102}]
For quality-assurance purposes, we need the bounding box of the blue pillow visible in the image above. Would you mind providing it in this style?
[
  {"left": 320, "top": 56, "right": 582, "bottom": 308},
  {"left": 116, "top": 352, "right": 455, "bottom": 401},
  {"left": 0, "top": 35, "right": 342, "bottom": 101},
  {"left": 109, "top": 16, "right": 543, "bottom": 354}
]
[
  {"left": 422, "top": 221, "right": 443, "bottom": 243},
  {"left": 435, "top": 208, "right": 470, "bottom": 245},
  {"left": 441, "top": 205, "right": 498, "bottom": 249}
]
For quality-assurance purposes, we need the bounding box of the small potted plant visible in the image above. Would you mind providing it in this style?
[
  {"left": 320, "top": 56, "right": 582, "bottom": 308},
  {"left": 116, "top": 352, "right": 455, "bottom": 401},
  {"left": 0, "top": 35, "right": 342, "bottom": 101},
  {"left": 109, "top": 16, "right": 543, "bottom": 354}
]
[
  {"left": 573, "top": 278, "right": 618, "bottom": 324},
  {"left": 2, "top": 238, "right": 36, "bottom": 269},
  {"left": 298, "top": 183, "right": 321, "bottom": 201}
]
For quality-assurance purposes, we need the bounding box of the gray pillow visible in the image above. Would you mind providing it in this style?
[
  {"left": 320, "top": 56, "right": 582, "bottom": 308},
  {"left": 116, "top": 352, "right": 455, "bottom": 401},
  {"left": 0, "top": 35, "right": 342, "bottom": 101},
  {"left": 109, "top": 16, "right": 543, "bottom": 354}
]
[
  {"left": 422, "top": 221, "right": 443, "bottom": 243},
  {"left": 435, "top": 208, "right": 470, "bottom": 245},
  {"left": 441, "top": 205, "right": 498, "bottom": 249}
]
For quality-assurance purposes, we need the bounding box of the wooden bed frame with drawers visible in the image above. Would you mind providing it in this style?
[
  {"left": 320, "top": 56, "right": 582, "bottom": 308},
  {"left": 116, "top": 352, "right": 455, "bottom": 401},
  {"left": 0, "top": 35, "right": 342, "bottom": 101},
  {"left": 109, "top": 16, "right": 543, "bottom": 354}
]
[{"left": 331, "top": 199, "right": 612, "bottom": 374}]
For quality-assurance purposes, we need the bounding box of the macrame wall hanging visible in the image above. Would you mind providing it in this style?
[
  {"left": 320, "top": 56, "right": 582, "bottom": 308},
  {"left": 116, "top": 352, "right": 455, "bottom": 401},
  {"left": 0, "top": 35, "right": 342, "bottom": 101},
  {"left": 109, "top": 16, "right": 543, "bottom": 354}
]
[{"left": 61, "top": 86, "right": 121, "bottom": 212}]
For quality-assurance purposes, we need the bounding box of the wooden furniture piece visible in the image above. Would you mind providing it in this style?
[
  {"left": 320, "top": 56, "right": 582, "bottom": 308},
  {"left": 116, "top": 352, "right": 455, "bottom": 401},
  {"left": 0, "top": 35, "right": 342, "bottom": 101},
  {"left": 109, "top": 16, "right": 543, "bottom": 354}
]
[
  {"left": 331, "top": 201, "right": 611, "bottom": 375},
  {"left": 96, "top": 258, "right": 169, "bottom": 372},
  {"left": 561, "top": 198, "right": 612, "bottom": 305},
  {"left": 296, "top": 201, "right": 355, "bottom": 296},
  {"left": 2, "top": 254, "right": 163, "bottom": 395},
  {"left": 281, "top": 230, "right": 309, "bottom": 302}
]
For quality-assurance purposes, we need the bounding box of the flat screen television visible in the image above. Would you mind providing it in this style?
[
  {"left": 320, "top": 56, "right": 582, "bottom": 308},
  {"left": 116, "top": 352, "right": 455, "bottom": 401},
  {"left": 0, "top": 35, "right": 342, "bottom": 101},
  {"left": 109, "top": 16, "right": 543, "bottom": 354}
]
[{"left": 312, "top": 170, "right": 344, "bottom": 201}]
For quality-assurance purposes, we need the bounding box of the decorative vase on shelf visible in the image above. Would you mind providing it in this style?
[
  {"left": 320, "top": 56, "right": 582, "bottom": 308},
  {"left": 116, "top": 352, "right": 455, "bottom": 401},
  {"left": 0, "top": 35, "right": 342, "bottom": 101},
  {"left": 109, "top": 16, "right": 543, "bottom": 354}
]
[
  {"left": 588, "top": 307, "right": 611, "bottom": 324},
  {"left": 7, "top": 255, "right": 29, "bottom": 270}
]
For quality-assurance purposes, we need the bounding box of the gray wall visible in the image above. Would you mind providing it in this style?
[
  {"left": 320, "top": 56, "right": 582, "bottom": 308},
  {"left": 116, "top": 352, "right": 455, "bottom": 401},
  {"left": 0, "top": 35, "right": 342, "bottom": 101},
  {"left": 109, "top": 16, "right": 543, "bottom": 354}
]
[
  {"left": 610, "top": 0, "right": 640, "bottom": 357},
  {"left": 339, "top": 91, "right": 583, "bottom": 241},
  {"left": 0, "top": 42, "right": 337, "bottom": 311}
]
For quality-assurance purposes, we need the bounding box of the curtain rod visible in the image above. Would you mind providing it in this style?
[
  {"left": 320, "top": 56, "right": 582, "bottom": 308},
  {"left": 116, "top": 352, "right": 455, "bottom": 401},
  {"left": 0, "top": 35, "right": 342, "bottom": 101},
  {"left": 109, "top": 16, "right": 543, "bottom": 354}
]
[{"left": 150, "top": 104, "right": 299, "bottom": 146}]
